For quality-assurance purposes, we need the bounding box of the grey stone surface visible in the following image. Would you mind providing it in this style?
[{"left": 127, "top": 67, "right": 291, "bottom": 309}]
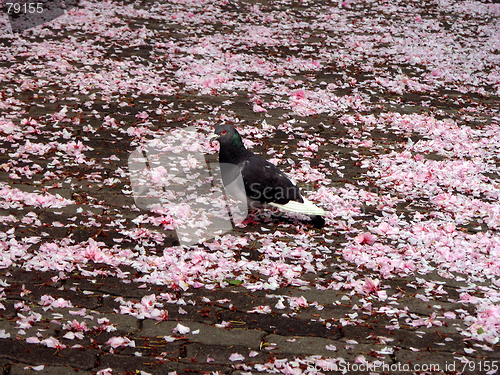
[
  {"left": 264, "top": 334, "right": 393, "bottom": 362},
  {"left": 0, "top": 319, "right": 57, "bottom": 341},
  {"left": 141, "top": 320, "right": 265, "bottom": 348},
  {"left": 0, "top": 360, "right": 8, "bottom": 375},
  {"left": 184, "top": 342, "right": 269, "bottom": 365},
  {"left": 97, "top": 354, "right": 233, "bottom": 375},
  {"left": 265, "top": 334, "right": 339, "bottom": 357},
  {"left": 99, "top": 313, "right": 141, "bottom": 334},
  {"left": 9, "top": 364, "right": 93, "bottom": 375},
  {"left": 0, "top": 340, "right": 97, "bottom": 370},
  {"left": 282, "top": 287, "right": 350, "bottom": 306},
  {"left": 1, "top": 0, "right": 499, "bottom": 374},
  {"left": 394, "top": 350, "right": 469, "bottom": 374}
]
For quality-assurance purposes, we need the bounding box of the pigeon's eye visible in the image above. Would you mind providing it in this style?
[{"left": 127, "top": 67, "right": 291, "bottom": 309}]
[{"left": 221, "top": 130, "right": 227, "bottom": 135}]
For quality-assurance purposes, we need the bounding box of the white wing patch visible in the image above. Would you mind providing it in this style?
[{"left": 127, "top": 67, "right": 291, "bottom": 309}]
[{"left": 269, "top": 197, "right": 327, "bottom": 216}]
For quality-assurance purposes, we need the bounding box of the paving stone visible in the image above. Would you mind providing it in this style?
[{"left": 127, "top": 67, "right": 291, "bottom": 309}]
[
  {"left": 280, "top": 287, "right": 351, "bottom": 306},
  {"left": 0, "top": 359, "right": 8, "bottom": 375},
  {"left": 69, "top": 276, "right": 148, "bottom": 299},
  {"left": 0, "top": 308, "right": 139, "bottom": 345},
  {"left": 45, "top": 308, "right": 139, "bottom": 333},
  {"left": 9, "top": 364, "right": 93, "bottom": 375},
  {"left": 264, "top": 334, "right": 392, "bottom": 362},
  {"left": 264, "top": 334, "right": 341, "bottom": 358},
  {"left": 96, "top": 354, "right": 168, "bottom": 375},
  {"left": 97, "top": 354, "right": 233, "bottom": 375},
  {"left": 0, "top": 319, "right": 57, "bottom": 341},
  {"left": 292, "top": 303, "right": 359, "bottom": 322},
  {"left": 141, "top": 320, "right": 265, "bottom": 349},
  {"left": 0, "top": 0, "right": 497, "bottom": 374},
  {"left": 0, "top": 340, "right": 97, "bottom": 371},
  {"left": 218, "top": 309, "right": 341, "bottom": 339},
  {"left": 394, "top": 349, "right": 470, "bottom": 374},
  {"left": 139, "top": 320, "right": 190, "bottom": 337},
  {"left": 184, "top": 343, "right": 271, "bottom": 365},
  {"left": 98, "top": 313, "right": 140, "bottom": 334}
]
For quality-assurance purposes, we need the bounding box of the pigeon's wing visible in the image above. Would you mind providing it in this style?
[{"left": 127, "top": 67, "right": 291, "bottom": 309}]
[
  {"left": 240, "top": 154, "right": 303, "bottom": 205},
  {"left": 219, "top": 162, "right": 248, "bottom": 203}
]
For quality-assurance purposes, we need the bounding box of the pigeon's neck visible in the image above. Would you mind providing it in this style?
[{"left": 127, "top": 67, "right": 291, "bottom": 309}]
[{"left": 219, "top": 134, "right": 251, "bottom": 163}]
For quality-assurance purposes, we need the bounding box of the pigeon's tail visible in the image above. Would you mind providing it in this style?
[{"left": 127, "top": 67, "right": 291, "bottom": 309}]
[
  {"left": 269, "top": 197, "right": 327, "bottom": 217},
  {"left": 310, "top": 215, "right": 326, "bottom": 228}
]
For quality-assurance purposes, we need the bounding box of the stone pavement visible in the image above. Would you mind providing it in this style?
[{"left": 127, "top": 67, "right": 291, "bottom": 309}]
[
  {"left": 1, "top": 266, "right": 498, "bottom": 374},
  {"left": 1, "top": 0, "right": 500, "bottom": 373}
]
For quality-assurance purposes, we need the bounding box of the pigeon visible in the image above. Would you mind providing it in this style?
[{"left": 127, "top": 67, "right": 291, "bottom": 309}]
[{"left": 213, "top": 124, "right": 327, "bottom": 228}]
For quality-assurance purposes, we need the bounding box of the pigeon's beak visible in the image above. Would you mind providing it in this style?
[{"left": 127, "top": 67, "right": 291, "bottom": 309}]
[{"left": 210, "top": 133, "right": 220, "bottom": 149}]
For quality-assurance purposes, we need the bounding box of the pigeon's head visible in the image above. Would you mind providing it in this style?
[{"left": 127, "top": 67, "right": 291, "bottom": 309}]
[
  {"left": 213, "top": 124, "right": 248, "bottom": 161},
  {"left": 213, "top": 124, "right": 243, "bottom": 146}
]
